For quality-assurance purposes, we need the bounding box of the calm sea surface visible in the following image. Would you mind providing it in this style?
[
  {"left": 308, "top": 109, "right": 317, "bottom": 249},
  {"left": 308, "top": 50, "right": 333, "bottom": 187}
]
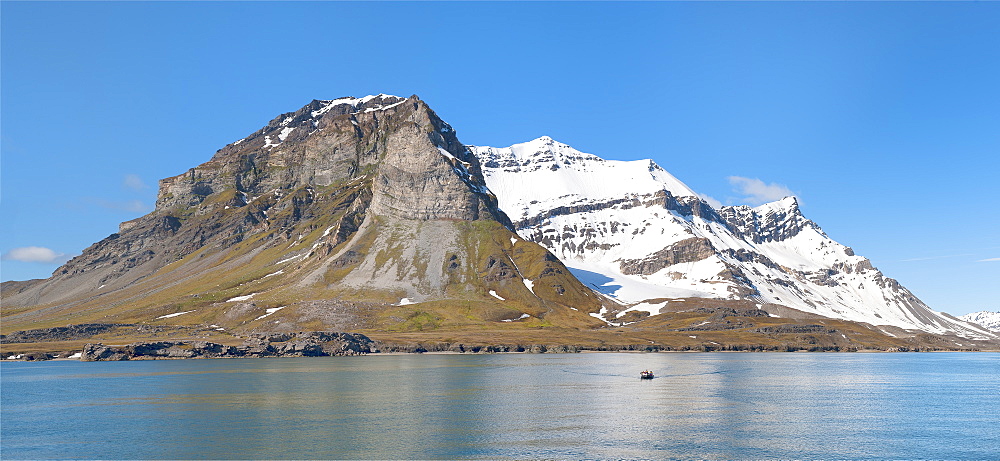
[{"left": 2, "top": 352, "right": 998, "bottom": 459}]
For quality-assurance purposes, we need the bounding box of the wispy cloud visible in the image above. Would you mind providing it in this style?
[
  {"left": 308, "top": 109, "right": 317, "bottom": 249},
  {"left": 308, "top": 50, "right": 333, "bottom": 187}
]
[
  {"left": 2, "top": 246, "right": 68, "bottom": 263},
  {"left": 123, "top": 174, "right": 149, "bottom": 191},
  {"left": 727, "top": 176, "right": 794, "bottom": 206},
  {"left": 978, "top": 257, "right": 1000, "bottom": 262}
]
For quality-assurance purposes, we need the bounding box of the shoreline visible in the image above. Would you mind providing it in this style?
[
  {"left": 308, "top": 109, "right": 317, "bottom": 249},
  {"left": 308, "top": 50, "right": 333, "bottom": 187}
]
[
  {"left": 5, "top": 323, "right": 999, "bottom": 361},
  {"left": 4, "top": 346, "right": 998, "bottom": 363}
]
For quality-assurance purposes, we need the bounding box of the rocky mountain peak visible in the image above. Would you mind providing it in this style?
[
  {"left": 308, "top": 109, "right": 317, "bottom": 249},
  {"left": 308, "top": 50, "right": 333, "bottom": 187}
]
[
  {"left": 210, "top": 94, "right": 412, "bottom": 161},
  {"left": 153, "top": 94, "right": 505, "bottom": 224},
  {"left": 761, "top": 195, "right": 799, "bottom": 212},
  {"left": 474, "top": 136, "right": 605, "bottom": 173},
  {"left": 718, "top": 196, "right": 817, "bottom": 244}
]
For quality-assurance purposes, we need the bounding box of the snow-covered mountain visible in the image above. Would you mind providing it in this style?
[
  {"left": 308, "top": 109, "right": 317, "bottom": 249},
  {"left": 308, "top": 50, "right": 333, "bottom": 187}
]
[
  {"left": 471, "top": 136, "right": 994, "bottom": 340},
  {"left": 959, "top": 311, "right": 1000, "bottom": 332}
]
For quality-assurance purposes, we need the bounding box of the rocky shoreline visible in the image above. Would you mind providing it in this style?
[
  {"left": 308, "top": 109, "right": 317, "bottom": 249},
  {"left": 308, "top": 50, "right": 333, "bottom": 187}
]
[
  {"left": 79, "top": 332, "right": 377, "bottom": 361},
  {"left": 3, "top": 323, "right": 994, "bottom": 361},
  {"left": 36, "top": 339, "right": 960, "bottom": 362}
]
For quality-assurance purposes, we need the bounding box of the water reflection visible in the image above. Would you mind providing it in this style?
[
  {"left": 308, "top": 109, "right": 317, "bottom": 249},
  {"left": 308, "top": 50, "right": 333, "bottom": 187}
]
[{"left": 2, "top": 353, "right": 998, "bottom": 459}]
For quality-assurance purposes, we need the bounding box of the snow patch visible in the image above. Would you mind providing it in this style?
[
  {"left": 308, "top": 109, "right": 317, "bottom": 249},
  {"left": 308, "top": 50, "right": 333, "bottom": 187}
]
[
  {"left": 619, "top": 300, "right": 669, "bottom": 317},
  {"left": 157, "top": 310, "right": 195, "bottom": 319},
  {"left": 227, "top": 293, "right": 257, "bottom": 302},
  {"left": 68, "top": 352, "right": 82, "bottom": 359},
  {"left": 438, "top": 147, "right": 457, "bottom": 161},
  {"left": 312, "top": 94, "right": 405, "bottom": 118},
  {"left": 589, "top": 307, "right": 613, "bottom": 325},
  {"left": 502, "top": 313, "right": 531, "bottom": 322},
  {"left": 397, "top": 298, "right": 415, "bottom": 306},
  {"left": 255, "top": 306, "right": 285, "bottom": 321},
  {"left": 489, "top": 290, "right": 506, "bottom": 301},
  {"left": 278, "top": 254, "right": 306, "bottom": 264},
  {"left": 364, "top": 99, "right": 407, "bottom": 112},
  {"left": 522, "top": 278, "right": 535, "bottom": 294},
  {"left": 263, "top": 270, "right": 284, "bottom": 279}
]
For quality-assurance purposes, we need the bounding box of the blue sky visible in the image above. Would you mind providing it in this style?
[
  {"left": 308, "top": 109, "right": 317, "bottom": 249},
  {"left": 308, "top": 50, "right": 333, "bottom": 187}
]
[{"left": 2, "top": 2, "right": 997, "bottom": 315}]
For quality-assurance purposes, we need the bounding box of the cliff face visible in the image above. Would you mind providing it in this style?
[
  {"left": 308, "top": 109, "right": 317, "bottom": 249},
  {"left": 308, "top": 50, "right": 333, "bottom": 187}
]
[
  {"left": 154, "top": 95, "right": 504, "bottom": 223},
  {"left": 2, "top": 95, "right": 604, "bottom": 333}
]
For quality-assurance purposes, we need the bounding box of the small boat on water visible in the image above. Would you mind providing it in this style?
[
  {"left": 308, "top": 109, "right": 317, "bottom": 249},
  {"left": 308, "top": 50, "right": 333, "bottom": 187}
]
[{"left": 640, "top": 370, "right": 654, "bottom": 379}]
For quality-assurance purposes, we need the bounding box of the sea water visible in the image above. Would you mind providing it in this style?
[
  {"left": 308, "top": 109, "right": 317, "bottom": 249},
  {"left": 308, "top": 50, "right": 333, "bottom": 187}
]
[{"left": 2, "top": 352, "right": 998, "bottom": 459}]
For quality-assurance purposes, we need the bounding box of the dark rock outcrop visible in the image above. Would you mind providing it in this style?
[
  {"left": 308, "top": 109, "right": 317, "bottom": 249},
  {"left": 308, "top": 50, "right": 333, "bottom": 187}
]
[
  {"left": 620, "top": 237, "right": 716, "bottom": 275},
  {"left": 718, "top": 197, "right": 812, "bottom": 244},
  {"left": 1, "top": 324, "right": 132, "bottom": 343},
  {"left": 80, "top": 331, "right": 377, "bottom": 361},
  {"left": 753, "top": 324, "right": 836, "bottom": 334},
  {"left": 0, "top": 323, "right": 189, "bottom": 344}
]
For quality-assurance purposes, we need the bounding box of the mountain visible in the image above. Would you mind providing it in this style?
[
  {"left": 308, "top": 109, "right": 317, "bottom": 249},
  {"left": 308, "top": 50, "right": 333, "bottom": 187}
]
[
  {"left": 959, "top": 311, "right": 1000, "bottom": 332},
  {"left": 471, "top": 136, "right": 994, "bottom": 340},
  {"left": 4, "top": 97, "right": 995, "bottom": 353},
  {"left": 1, "top": 96, "right": 605, "bottom": 334}
]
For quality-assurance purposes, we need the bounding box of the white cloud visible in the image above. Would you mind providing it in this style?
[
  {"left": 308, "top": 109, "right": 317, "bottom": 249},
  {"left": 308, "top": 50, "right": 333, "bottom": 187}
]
[
  {"left": 728, "top": 176, "right": 795, "bottom": 206},
  {"left": 978, "top": 257, "right": 1000, "bottom": 262},
  {"left": 697, "top": 193, "right": 722, "bottom": 209},
  {"left": 2, "top": 246, "right": 67, "bottom": 263},
  {"left": 123, "top": 174, "right": 148, "bottom": 191}
]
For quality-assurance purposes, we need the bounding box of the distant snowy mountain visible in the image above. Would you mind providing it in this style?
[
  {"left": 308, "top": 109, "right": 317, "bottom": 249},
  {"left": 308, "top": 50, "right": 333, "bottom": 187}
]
[
  {"left": 471, "top": 136, "right": 994, "bottom": 340},
  {"left": 959, "top": 311, "right": 1000, "bottom": 332}
]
